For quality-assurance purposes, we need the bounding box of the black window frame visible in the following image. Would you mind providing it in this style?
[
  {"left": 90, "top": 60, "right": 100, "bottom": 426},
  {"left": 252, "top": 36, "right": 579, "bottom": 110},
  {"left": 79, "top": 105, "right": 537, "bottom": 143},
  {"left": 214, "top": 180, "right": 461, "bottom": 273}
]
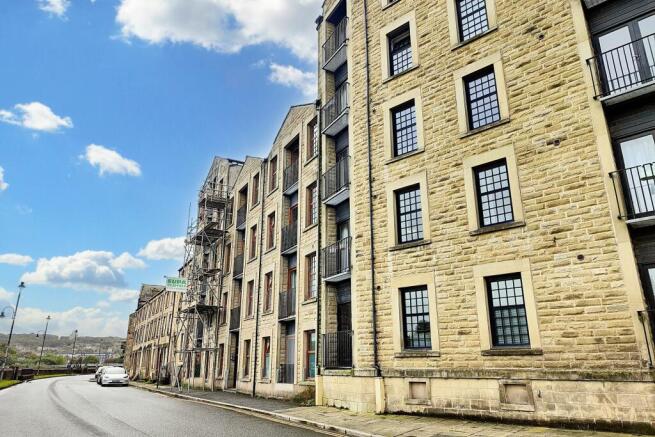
[
  {"left": 486, "top": 273, "right": 530, "bottom": 348},
  {"left": 474, "top": 158, "right": 514, "bottom": 228},
  {"left": 400, "top": 286, "right": 432, "bottom": 350},
  {"left": 395, "top": 184, "right": 424, "bottom": 244},
  {"left": 464, "top": 66, "right": 501, "bottom": 130},
  {"left": 388, "top": 24, "right": 413, "bottom": 77},
  {"left": 391, "top": 100, "right": 419, "bottom": 157},
  {"left": 456, "top": 0, "right": 490, "bottom": 42}
]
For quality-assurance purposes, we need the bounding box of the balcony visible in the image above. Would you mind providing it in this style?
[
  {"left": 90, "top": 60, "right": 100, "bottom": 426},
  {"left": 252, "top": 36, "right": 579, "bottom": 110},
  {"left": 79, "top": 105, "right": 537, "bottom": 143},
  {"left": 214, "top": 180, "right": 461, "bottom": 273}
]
[
  {"left": 191, "top": 215, "right": 227, "bottom": 245},
  {"left": 588, "top": 33, "right": 655, "bottom": 104},
  {"left": 233, "top": 253, "right": 244, "bottom": 278},
  {"left": 199, "top": 183, "right": 229, "bottom": 208},
  {"left": 277, "top": 363, "right": 294, "bottom": 384},
  {"left": 283, "top": 161, "right": 299, "bottom": 194},
  {"left": 322, "top": 17, "right": 348, "bottom": 72},
  {"left": 321, "top": 83, "right": 349, "bottom": 137},
  {"left": 229, "top": 307, "right": 241, "bottom": 331},
  {"left": 610, "top": 163, "right": 655, "bottom": 227},
  {"left": 322, "top": 331, "right": 353, "bottom": 369},
  {"left": 281, "top": 223, "right": 298, "bottom": 254},
  {"left": 278, "top": 288, "right": 296, "bottom": 320},
  {"left": 322, "top": 156, "right": 350, "bottom": 206},
  {"left": 322, "top": 237, "right": 351, "bottom": 282},
  {"left": 235, "top": 204, "right": 247, "bottom": 230}
]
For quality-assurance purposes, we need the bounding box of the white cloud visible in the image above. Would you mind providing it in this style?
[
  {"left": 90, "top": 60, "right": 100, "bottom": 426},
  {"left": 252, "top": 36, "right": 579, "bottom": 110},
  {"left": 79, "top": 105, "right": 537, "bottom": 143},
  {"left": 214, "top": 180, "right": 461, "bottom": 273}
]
[
  {"left": 0, "top": 287, "right": 15, "bottom": 304},
  {"left": 0, "top": 166, "right": 8, "bottom": 192},
  {"left": 115, "top": 0, "right": 320, "bottom": 62},
  {"left": 138, "top": 236, "right": 185, "bottom": 261},
  {"left": 108, "top": 289, "right": 139, "bottom": 302},
  {"left": 0, "top": 253, "right": 34, "bottom": 266},
  {"left": 21, "top": 250, "right": 145, "bottom": 291},
  {"left": 110, "top": 252, "right": 147, "bottom": 270},
  {"left": 38, "top": 0, "right": 71, "bottom": 18},
  {"left": 82, "top": 144, "right": 142, "bottom": 176},
  {"left": 268, "top": 63, "right": 316, "bottom": 98},
  {"left": 0, "top": 102, "right": 73, "bottom": 132}
]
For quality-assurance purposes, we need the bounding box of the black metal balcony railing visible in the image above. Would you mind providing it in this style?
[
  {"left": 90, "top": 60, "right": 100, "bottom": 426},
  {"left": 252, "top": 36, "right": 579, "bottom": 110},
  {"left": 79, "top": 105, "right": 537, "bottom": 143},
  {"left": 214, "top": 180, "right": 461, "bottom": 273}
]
[
  {"left": 322, "top": 237, "right": 351, "bottom": 279},
  {"left": 321, "top": 83, "right": 349, "bottom": 130},
  {"left": 322, "top": 156, "right": 350, "bottom": 201},
  {"left": 323, "top": 17, "right": 348, "bottom": 65},
  {"left": 322, "top": 331, "right": 353, "bottom": 369},
  {"left": 281, "top": 222, "right": 298, "bottom": 252},
  {"left": 278, "top": 288, "right": 296, "bottom": 320},
  {"left": 233, "top": 253, "right": 244, "bottom": 277},
  {"left": 283, "top": 161, "right": 299, "bottom": 192},
  {"left": 229, "top": 307, "right": 241, "bottom": 330},
  {"left": 277, "top": 363, "right": 294, "bottom": 384},
  {"left": 610, "top": 162, "right": 655, "bottom": 221},
  {"left": 588, "top": 33, "right": 655, "bottom": 98},
  {"left": 236, "top": 204, "right": 247, "bottom": 228}
]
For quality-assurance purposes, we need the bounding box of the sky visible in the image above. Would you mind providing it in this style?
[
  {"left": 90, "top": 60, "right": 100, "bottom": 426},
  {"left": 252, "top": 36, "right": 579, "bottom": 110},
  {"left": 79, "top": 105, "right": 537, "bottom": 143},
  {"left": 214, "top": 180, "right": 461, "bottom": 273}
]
[{"left": 0, "top": 0, "right": 320, "bottom": 337}]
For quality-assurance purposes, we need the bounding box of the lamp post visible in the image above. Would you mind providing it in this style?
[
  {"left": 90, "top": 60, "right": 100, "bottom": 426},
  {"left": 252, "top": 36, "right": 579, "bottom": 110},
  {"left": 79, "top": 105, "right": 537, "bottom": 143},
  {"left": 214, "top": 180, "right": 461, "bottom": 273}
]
[
  {"left": 0, "top": 282, "right": 25, "bottom": 381},
  {"left": 36, "top": 315, "right": 51, "bottom": 376},
  {"left": 69, "top": 330, "right": 78, "bottom": 374}
]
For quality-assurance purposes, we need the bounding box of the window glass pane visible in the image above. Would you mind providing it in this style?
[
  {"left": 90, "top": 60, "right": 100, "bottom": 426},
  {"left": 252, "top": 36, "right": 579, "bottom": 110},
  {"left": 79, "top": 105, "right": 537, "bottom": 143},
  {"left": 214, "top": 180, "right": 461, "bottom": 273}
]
[
  {"left": 389, "top": 27, "right": 412, "bottom": 76},
  {"left": 457, "top": 0, "right": 489, "bottom": 41},
  {"left": 486, "top": 274, "right": 530, "bottom": 347},
  {"left": 475, "top": 159, "right": 513, "bottom": 226},
  {"left": 401, "top": 286, "right": 431, "bottom": 349},
  {"left": 465, "top": 68, "right": 501, "bottom": 130},
  {"left": 396, "top": 185, "right": 423, "bottom": 243},
  {"left": 392, "top": 101, "right": 418, "bottom": 157}
]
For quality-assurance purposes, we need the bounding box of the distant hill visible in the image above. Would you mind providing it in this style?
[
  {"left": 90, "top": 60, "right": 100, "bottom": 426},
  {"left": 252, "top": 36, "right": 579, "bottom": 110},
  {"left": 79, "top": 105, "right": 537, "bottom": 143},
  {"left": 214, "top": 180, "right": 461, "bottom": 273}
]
[{"left": 0, "top": 333, "right": 125, "bottom": 357}]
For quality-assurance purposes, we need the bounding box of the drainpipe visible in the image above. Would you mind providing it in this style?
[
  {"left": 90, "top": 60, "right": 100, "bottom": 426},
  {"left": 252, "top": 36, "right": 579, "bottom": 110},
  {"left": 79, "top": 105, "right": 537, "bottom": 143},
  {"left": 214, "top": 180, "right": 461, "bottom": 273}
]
[
  {"left": 252, "top": 158, "right": 267, "bottom": 397},
  {"left": 316, "top": 97, "right": 323, "bottom": 378},
  {"left": 362, "top": 0, "right": 380, "bottom": 378}
]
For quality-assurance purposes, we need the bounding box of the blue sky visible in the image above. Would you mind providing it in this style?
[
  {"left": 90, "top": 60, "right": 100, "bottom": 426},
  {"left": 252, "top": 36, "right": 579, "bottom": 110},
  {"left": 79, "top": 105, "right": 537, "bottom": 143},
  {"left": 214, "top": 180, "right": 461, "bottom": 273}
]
[{"left": 0, "top": 0, "right": 319, "bottom": 337}]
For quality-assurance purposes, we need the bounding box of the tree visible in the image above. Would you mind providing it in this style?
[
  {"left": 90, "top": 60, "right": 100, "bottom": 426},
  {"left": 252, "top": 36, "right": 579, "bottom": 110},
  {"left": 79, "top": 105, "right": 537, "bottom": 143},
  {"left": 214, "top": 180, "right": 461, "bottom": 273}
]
[{"left": 83, "top": 355, "right": 99, "bottom": 364}]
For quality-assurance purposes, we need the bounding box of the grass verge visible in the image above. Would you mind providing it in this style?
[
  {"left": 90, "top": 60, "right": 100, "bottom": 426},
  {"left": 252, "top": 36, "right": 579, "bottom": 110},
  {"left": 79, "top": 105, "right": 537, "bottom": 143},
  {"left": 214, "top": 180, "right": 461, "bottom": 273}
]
[
  {"left": 0, "top": 380, "right": 20, "bottom": 390},
  {"left": 34, "top": 373, "right": 72, "bottom": 380}
]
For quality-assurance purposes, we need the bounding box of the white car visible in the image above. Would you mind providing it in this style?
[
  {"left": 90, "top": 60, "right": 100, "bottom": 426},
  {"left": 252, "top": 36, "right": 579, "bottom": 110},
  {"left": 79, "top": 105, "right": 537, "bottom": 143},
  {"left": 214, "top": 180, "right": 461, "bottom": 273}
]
[
  {"left": 94, "top": 366, "right": 107, "bottom": 383},
  {"left": 99, "top": 367, "right": 129, "bottom": 387}
]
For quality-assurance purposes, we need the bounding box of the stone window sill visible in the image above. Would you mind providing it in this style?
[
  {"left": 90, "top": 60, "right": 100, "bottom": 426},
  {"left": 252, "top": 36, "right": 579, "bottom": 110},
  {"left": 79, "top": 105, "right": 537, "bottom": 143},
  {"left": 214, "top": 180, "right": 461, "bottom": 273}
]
[
  {"left": 389, "top": 239, "right": 431, "bottom": 252},
  {"left": 382, "top": 0, "right": 401, "bottom": 11},
  {"left": 304, "top": 154, "right": 318, "bottom": 167},
  {"left": 259, "top": 378, "right": 271, "bottom": 384},
  {"left": 262, "top": 310, "right": 274, "bottom": 316},
  {"left": 385, "top": 148, "right": 424, "bottom": 165},
  {"left": 470, "top": 221, "right": 525, "bottom": 236},
  {"left": 302, "top": 297, "right": 317, "bottom": 305},
  {"left": 451, "top": 27, "right": 498, "bottom": 51},
  {"left": 304, "top": 223, "right": 318, "bottom": 233},
  {"left": 264, "top": 246, "right": 276, "bottom": 255},
  {"left": 481, "top": 348, "right": 543, "bottom": 357},
  {"left": 459, "top": 118, "right": 511, "bottom": 139},
  {"left": 405, "top": 398, "right": 431, "bottom": 406},
  {"left": 383, "top": 64, "right": 420, "bottom": 85},
  {"left": 395, "top": 350, "right": 440, "bottom": 359}
]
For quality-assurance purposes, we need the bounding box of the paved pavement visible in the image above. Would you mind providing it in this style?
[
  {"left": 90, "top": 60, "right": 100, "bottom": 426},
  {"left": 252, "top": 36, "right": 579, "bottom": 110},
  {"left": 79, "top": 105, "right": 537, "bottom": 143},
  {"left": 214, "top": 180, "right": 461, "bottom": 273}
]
[
  {"left": 135, "top": 383, "right": 642, "bottom": 437},
  {"left": 0, "top": 375, "right": 326, "bottom": 436}
]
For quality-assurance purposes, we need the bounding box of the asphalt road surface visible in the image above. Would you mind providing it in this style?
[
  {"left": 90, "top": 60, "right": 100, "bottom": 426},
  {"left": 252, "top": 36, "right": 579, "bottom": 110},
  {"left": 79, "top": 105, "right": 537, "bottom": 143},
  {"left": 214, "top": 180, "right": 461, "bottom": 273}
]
[{"left": 0, "top": 375, "right": 327, "bottom": 437}]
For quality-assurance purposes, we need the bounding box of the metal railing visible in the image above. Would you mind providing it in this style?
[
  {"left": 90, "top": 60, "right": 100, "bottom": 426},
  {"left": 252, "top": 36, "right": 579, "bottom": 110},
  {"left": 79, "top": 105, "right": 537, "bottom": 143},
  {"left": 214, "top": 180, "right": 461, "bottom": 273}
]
[
  {"left": 322, "top": 331, "right": 353, "bottom": 369},
  {"left": 233, "top": 253, "right": 244, "bottom": 277},
  {"left": 229, "top": 307, "right": 241, "bottom": 331},
  {"left": 199, "top": 183, "right": 229, "bottom": 206},
  {"left": 610, "top": 163, "right": 655, "bottom": 221},
  {"left": 281, "top": 222, "right": 298, "bottom": 252},
  {"left": 322, "top": 237, "right": 351, "bottom": 279},
  {"left": 323, "top": 17, "right": 348, "bottom": 65},
  {"left": 322, "top": 156, "right": 350, "bottom": 201},
  {"left": 236, "top": 204, "right": 247, "bottom": 228},
  {"left": 283, "top": 161, "right": 299, "bottom": 192},
  {"left": 277, "top": 363, "right": 294, "bottom": 384},
  {"left": 588, "top": 33, "right": 655, "bottom": 98},
  {"left": 278, "top": 288, "right": 296, "bottom": 320},
  {"left": 321, "top": 83, "right": 349, "bottom": 130}
]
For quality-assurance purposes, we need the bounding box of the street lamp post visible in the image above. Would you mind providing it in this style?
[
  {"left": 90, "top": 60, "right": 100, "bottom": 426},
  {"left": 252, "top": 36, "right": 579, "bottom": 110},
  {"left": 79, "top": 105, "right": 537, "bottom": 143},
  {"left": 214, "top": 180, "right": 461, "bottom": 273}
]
[
  {"left": 69, "top": 330, "right": 78, "bottom": 374},
  {"left": 36, "top": 315, "right": 51, "bottom": 376},
  {"left": 0, "top": 282, "right": 25, "bottom": 381}
]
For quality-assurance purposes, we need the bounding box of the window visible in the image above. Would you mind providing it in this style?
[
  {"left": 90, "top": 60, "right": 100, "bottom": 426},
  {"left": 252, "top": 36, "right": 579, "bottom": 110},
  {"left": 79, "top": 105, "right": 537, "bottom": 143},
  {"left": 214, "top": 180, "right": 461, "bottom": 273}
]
[
  {"left": 401, "top": 286, "right": 431, "bottom": 349},
  {"left": 307, "top": 119, "right": 318, "bottom": 159},
  {"left": 249, "top": 225, "right": 257, "bottom": 259},
  {"left": 486, "top": 274, "right": 529, "bottom": 347},
  {"left": 457, "top": 0, "right": 489, "bottom": 41},
  {"left": 474, "top": 159, "right": 513, "bottom": 227},
  {"left": 306, "top": 252, "right": 317, "bottom": 299},
  {"left": 217, "top": 344, "right": 224, "bottom": 377},
  {"left": 262, "top": 337, "right": 271, "bottom": 379},
  {"left": 392, "top": 100, "right": 418, "bottom": 157},
  {"left": 305, "top": 330, "right": 316, "bottom": 379},
  {"left": 267, "top": 212, "right": 276, "bottom": 249},
  {"left": 252, "top": 173, "right": 260, "bottom": 206},
  {"left": 306, "top": 182, "right": 318, "bottom": 226},
  {"left": 223, "top": 244, "right": 231, "bottom": 273},
  {"left": 220, "top": 292, "right": 228, "bottom": 325},
  {"left": 465, "top": 67, "right": 500, "bottom": 130},
  {"left": 264, "top": 272, "right": 273, "bottom": 312},
  {"left": 246, "top": 280, "right": 254, "bottom": 317},
  {"left": 388, "top": 24, "right": 412, "bottom": 76},
  {"left": 395, "top": 185, "right": 423, "bottom": 244},
  {"left": 243, "top": 339, "right": 251, "bottom": 377},
  {"left": 269, "top": 156, "right": 278, "bottom": 192}
]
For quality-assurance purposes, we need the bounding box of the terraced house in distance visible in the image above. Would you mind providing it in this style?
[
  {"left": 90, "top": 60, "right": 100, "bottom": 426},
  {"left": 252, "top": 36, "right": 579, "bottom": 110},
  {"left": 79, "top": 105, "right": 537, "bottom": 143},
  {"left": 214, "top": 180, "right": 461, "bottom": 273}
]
[{"left": 313, "top": 0, "right": 655, "bottom": 431}]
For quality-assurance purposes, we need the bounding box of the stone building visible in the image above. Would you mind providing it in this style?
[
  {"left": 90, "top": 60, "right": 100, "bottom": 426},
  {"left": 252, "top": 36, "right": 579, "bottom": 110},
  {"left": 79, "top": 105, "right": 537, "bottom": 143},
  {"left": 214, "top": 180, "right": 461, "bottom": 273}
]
[{"left": 313, "top": 0, "right": 655, "bottom": 431}]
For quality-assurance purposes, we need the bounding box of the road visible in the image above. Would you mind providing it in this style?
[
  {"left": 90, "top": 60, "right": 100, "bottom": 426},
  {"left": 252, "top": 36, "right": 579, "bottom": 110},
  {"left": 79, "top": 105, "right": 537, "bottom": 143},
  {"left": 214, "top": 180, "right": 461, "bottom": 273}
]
[{"left": 0, "top": 375, "right": 326, "bottom": 437}]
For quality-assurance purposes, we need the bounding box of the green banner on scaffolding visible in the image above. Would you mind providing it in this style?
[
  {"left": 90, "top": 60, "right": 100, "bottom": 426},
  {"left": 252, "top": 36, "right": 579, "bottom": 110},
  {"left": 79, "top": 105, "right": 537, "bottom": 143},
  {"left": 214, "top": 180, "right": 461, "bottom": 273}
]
[{"left": 165, "top": 277, "right": 187, "bottom": 293}]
